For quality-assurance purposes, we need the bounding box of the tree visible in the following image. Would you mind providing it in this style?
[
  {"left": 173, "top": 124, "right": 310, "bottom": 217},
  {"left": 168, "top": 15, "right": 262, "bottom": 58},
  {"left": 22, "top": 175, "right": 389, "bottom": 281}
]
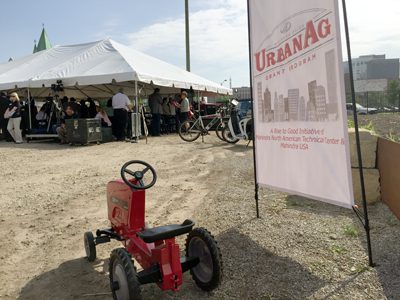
[{"left": 386, "top": 79, "right": 400, "bottom": 107}]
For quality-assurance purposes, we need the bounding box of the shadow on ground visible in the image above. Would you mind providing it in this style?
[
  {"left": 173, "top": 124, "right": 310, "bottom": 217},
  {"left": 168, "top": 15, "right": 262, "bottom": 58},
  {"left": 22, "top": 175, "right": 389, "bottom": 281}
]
[
  {"left": 210, "top": 228, "right": 326, "bottom": 299},
  {"left": 285, "top": 194, "right": 400, "bottom": 299},
  {"left": 18, "top": 228, "right": 325, "bottom": 300},
  {"left": 369, "top": 204, "right": 400, "bottom": 300},
  {"left": 18, "top": 258, "right": 111, "bottom": 300}
]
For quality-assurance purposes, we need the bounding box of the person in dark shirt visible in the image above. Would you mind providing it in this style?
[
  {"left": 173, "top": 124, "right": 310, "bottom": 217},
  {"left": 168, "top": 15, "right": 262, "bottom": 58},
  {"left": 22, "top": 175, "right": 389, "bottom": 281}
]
[
  {"left": 68, "top": 97, "right": 81, "bottom": 117},
  {"left": 56, "top": 105, "right": 78, "bottom": 144},
  {"left": 0, "top": 91, "right": 12, "bottom": 141}
]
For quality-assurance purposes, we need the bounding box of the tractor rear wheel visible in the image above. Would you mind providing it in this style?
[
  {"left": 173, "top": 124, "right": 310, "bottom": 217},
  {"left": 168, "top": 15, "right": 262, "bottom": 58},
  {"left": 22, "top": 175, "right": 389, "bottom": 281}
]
[
  {"left": 84, "top": 231, "right": 96, "bottom": 262},
  {"left": 185, "top": 228, "right": 223, "bottom": 291},
  {"left": 109, "top": 248, "right": 142, "bottom": 300}
]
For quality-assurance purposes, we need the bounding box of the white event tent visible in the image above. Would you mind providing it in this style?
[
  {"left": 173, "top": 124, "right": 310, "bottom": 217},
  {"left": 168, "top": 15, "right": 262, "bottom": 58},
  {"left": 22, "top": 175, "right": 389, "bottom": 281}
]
[{"left": 0, "top": 38, "right": 232, "bottom": 98}]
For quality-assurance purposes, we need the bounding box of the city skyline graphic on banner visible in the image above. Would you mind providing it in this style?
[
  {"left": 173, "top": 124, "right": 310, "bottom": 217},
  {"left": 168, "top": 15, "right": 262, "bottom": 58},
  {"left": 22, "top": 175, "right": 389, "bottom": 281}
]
[{"left": 257, "top": 49, "right": 340, "bottom": 123}]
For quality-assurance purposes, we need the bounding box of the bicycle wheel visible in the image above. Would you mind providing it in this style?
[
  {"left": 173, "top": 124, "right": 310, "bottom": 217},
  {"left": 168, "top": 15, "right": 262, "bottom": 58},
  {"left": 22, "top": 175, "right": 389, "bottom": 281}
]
[
  {"left": 215, "top": 122, "right": 226, "bottom": 141},
  {"left": 179, "top": 120, "right": 201, "bottom": 142},
  {"left": 222, "top": 126, "right": 239, "bottom": 144}
]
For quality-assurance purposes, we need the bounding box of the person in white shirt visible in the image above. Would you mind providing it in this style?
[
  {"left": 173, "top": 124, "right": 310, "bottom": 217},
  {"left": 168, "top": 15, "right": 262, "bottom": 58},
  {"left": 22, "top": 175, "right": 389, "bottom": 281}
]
[
  {"left": 179, "top": 91, "right": 190, "bottom": 123},
  {"left": 112, "top": 88, "right": 132, "bottom": 141},
  {"left": 94, "top": 101, "right": 112, "bottom": 127}
]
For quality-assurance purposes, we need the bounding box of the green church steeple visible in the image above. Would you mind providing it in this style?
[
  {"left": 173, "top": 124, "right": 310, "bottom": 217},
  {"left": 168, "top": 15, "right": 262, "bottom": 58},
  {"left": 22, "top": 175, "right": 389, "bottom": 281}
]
[{"left": 33, "top": 25, "right": 52, "bottom": 53}]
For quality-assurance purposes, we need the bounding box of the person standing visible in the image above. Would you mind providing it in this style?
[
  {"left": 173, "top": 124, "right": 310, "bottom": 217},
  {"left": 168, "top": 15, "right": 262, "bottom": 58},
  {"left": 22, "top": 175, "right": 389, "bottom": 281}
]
[
  {"left": 179, "top": 91, "right": 190, "bottom": 123},
  {"left": 0, "top": 92, "right": 11, "bottom": 141},
  {"left": 112, "top": 88, "right": 132, "bottom": 141},
  {"left": 168, "top": 96, "right": 177, "bottom": 133},
  {"left": 6, "top": 92, "right": 23, "bottom": 143},
  {"left": 148, "top": 88, "right": 163, "bottom": 136},
  {"left": 161, "top": 97, "right": 171, "bottom": 134}
]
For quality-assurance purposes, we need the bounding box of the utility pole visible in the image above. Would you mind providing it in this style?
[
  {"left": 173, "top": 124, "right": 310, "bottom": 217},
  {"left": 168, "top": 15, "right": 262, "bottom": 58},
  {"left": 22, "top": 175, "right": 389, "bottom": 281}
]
[{"left": 185, "top": 0, "right": 191, "bottom": 72}]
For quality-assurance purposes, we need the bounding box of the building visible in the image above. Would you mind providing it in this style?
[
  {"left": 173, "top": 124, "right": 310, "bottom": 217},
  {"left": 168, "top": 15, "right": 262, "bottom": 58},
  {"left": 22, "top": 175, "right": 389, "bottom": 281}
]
[
  {"left": 308, "top": 80, "right": 317, "bottom": 107},
  {"left": 278, "top": 95, "right": 285, "bottom": 122},
  {"left": 273, "top": 92, "right": 279, "bottom": 121},
  {"left": 33, "top": 26, "right": 52, "bottom": 54},
  {"left": 343, "top": 54, "right": 399, "bottom": 80},
  {"left": 263, "top": 87, "right": 272, "bottom": 122},
  {"left": 306, "top": 100, "right": 317, "bottom": 121},
  {"left": 257, "top": 82, "right": 264, "bottom": 122},
  {"left": 325, "top": 50, "right": 339, "bottom": 117},
  {"left": 315, "top": 85, "right": 327, "bottom": 121},
  {"left": 299, "top": 96, "right": 306, "bottom": 121},
  {"left": 233, "top": 86, "right": 251, "bottom": 100},
  {"left": 288, "top": 89, "right": 299, "bottom": 121}
]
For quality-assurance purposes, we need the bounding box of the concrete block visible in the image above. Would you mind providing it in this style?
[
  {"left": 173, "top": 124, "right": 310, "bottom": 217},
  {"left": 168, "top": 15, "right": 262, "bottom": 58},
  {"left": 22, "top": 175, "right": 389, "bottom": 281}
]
[
  {"left": 348, "top": 128, "right": 378, "bottom": 168},
  {"left": 352, "top": 168, "right": 381, "bottom": 205}
]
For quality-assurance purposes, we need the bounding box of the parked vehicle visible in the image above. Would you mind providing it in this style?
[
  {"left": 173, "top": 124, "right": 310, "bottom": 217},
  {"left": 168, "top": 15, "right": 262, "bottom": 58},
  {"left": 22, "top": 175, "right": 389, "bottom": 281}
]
[
  {"left": 178, "top": 107, "right": 227, "bottom": 142},
  {"left": 195, "top": 102, "right": 228, "bottom": 130},
  {"left": 346, "top": 103, "right": 377, "bottom": 115},
  {"left": 222, "top": 99, "right": 253, "bottom": 144},
  {"left": 237, "top": 99, "right": 252, "bottom": 119}
]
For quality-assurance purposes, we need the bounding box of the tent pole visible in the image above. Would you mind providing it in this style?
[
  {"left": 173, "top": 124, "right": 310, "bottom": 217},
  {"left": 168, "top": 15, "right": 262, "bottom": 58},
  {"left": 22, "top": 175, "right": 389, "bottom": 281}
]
[
  {"left": 247, "top": 0, "right": 260, "bottom": 218},
  {"left": 27, "top": 88, "right": 32, "bottom": 130},
  {"left": 134, "top": 80, "right": 139, "bottom": 143},
  {"left": 342, "top": 0, "right": 373, "bottom": 267}
]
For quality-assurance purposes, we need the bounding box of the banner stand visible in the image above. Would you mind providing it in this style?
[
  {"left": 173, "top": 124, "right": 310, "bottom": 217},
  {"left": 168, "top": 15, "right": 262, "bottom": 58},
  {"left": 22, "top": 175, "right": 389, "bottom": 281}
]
[
  {"left": 247, "top": 0, "right": 260, "bottom": 219},
  {"left": 342, "top": 0, "right": 374, "bottom": 267}
]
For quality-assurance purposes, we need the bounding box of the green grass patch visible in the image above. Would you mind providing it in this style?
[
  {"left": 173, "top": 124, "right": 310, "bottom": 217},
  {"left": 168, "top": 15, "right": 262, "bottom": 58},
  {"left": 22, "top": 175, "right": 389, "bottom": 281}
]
[
  {"left": 360, "top": 121, "right": 375, "bottom": 133},
  {"left": 330, "top": 245, "right": 347, "bottom": 254},
  {"left": 386, "top": 214, "right": 399, "bottom": 226},
  {"left": 351, "top": 265, "right": 372, "bottom": 274},
  {"left": 386, "top": 131, "right": 400, "bottom": 143},
  {"left": 343, "top": 224, "right": 359, "bottom": 237}
]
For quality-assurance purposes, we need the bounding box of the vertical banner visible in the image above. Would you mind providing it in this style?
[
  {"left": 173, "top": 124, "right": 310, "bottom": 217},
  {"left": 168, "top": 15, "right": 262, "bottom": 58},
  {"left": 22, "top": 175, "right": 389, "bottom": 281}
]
[{"left": 249, "top": 0, "right": 354, "bottom": 208}]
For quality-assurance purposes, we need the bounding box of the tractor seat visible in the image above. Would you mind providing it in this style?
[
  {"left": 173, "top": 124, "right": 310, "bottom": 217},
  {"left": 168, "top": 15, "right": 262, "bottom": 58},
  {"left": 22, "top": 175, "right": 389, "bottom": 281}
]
[{"left": 137, "top": 219, "right": 195, "bottom": 243}]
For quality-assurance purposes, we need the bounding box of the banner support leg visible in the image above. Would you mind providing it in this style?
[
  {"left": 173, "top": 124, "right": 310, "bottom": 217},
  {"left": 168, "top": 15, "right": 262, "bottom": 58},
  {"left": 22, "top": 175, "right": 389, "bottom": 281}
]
[
  {"left": 247, "top": 0, "right": 260, "bottom": 218},
  {"left": 342, "top": 0, "right": 374, "bottom": 267}
]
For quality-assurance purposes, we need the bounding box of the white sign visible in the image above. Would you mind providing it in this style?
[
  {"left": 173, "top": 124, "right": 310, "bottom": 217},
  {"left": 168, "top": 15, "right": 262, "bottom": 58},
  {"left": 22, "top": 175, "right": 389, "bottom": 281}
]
[{"left": 249, "top": 0, "right": 354, "bottom": 208}]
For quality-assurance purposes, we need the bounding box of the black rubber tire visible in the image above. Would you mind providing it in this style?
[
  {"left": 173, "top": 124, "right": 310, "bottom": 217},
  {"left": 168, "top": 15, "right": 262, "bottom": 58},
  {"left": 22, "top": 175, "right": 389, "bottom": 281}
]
[
  {"left": 222, "top": 126, "right": 239, "bottom": 144},
  {"left": 84, "top": 231, "right": 96, "bottom": 262},
  {"left": 178, "top": 120, "right": 201, "bottom": 142},
  {"left": 185, "top": 228, "right": 223, "bottom": 291},
  {"left": 215, "top": 122, "right": 226, "bottom": 141},
  {"left": 109, "top": 248, "right": 142, "bottom": 300}
]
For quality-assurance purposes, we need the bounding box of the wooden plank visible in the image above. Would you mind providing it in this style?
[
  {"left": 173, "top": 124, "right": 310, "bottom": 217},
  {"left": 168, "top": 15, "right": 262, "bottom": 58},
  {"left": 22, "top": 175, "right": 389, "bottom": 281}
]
[{"left": 377, "top": 137, "right": 400, "bottom": 219}]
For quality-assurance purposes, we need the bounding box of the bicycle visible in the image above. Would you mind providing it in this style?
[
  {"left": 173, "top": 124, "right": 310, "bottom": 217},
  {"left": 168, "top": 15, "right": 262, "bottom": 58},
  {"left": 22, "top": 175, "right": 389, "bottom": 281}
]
[{"left": 178, "top": 107, "right": 227, "bottom": 142}]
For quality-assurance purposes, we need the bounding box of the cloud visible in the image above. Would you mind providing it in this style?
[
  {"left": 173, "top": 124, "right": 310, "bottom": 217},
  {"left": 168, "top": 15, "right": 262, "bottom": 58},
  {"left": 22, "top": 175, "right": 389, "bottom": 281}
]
[
  {"left": 124, "top": 0, "right": 400, "bottom": 86},
  {"left": 340, "top": 0, "right": 400, "bottom": 59},
  {"left": 126, "top": 0, "right": 249, "bottom": 86}
]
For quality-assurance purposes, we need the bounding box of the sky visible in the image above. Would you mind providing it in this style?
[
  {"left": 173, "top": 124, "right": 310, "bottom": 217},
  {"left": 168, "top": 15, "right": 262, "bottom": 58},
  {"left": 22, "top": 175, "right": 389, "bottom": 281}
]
[{"left": 0, "top": 0, "right": 399, "bottom": 87}]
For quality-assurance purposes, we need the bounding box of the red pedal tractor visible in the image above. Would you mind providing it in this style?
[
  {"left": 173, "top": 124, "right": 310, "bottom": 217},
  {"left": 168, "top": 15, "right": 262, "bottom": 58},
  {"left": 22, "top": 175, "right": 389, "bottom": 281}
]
[{"left": 84, "top": 160, "right": 222, "bottom": 300}]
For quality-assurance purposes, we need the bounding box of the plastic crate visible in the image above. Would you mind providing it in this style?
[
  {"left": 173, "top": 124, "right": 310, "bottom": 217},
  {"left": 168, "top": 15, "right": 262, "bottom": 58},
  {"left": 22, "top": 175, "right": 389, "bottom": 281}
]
[{"left": 65, "top": 118, "right": 102, "bottom": 145}]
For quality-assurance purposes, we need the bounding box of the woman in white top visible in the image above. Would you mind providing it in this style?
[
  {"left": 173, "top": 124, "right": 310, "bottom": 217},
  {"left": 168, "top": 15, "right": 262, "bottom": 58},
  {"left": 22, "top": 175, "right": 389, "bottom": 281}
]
[{"left": 95, "top": 102, "right": 112, "bottom": 127}]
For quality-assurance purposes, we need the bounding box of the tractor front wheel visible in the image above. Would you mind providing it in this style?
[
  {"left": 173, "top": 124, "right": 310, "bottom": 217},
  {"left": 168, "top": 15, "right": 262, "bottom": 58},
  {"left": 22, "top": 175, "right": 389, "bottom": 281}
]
[
  {"left": 185, "top": 228, "right": 223, "bottom": 291},
  {"left": 109, "top": 248, "right": 142, "bottom": 300},
  {"left": 84, "top": 231, "right": 96, "bottom": 262}
]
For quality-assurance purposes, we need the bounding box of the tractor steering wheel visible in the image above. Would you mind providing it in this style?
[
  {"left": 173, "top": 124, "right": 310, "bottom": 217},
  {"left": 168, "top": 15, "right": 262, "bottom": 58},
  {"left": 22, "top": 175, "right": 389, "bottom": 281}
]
[{"left": 120, "top": 160, "right": 157, "bottom": 190}]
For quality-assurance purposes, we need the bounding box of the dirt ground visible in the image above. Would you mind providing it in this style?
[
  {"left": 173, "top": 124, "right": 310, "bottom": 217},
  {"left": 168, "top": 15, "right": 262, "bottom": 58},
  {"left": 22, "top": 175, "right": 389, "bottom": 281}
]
[
  {"left": 0, "top": 131, "right": 399, "bottom": 299},
  {"left": 355, "top": 113, "right": 400, "bottom": 139}
]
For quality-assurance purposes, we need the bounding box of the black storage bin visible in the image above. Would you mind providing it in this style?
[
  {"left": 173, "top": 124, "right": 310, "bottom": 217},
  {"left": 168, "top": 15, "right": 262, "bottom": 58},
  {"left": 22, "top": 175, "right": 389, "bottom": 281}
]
[
  {"left": 65, "top": 118, "right": 102, "bottom": 145},
  {"left": 101, "top": 127, "right": 113, "bottom": 143}
]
